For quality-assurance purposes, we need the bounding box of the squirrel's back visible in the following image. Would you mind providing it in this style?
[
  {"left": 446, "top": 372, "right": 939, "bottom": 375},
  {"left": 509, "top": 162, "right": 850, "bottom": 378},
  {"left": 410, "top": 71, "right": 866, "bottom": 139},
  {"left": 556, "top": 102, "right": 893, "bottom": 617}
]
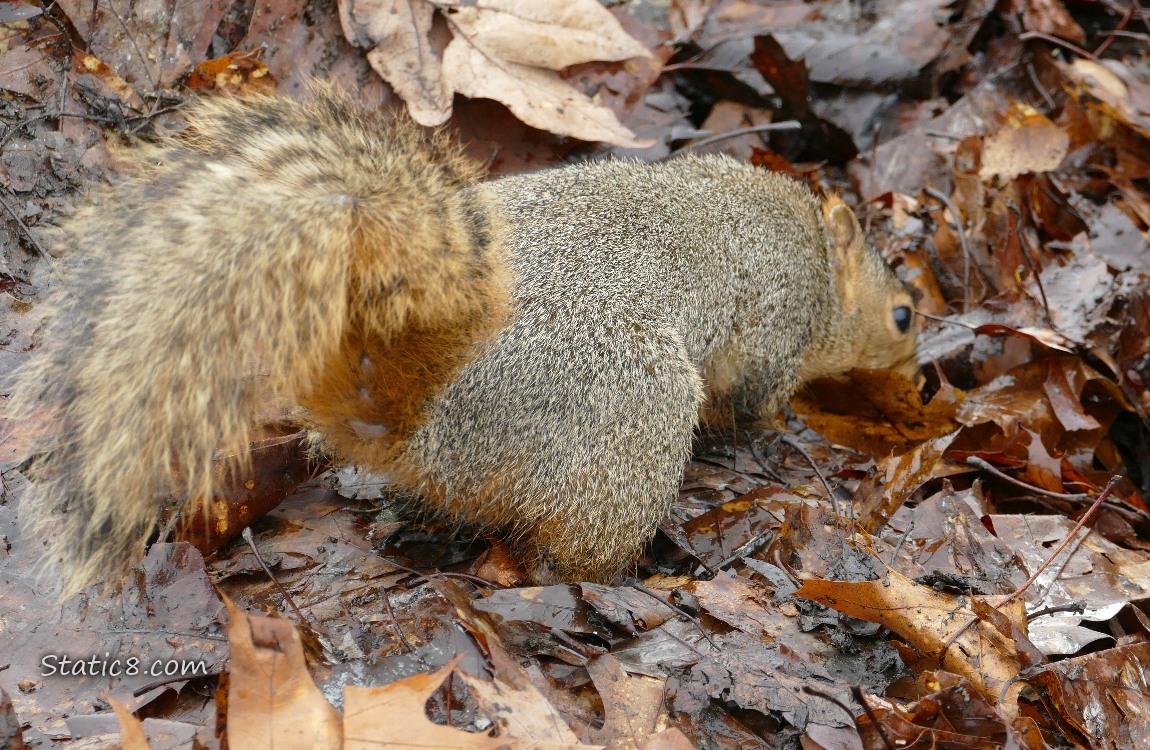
[
  {"left": 12, "top": 86, "right": 917, "bottom": 594},
  {"left": 342, "top": 158, "right": 915, "bottom": 581}
]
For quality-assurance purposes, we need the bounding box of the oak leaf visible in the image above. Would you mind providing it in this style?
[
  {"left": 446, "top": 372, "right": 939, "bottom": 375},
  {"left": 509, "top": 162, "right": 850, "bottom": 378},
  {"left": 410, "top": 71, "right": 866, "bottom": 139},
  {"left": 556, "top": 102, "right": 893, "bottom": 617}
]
[{"left": 225, "top": 602, "right": 342, "bottom": 750}]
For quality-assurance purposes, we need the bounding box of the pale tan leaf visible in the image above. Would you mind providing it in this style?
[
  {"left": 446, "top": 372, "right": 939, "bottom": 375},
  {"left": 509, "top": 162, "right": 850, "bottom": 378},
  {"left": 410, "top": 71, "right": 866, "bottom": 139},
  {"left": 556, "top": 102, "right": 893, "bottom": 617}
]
[
  {"left": 345, "top": 656, "right": 586, "bottom": 748},
  {"left": 225, "top": 602, "right": 342, "bottom": 750},
  {"left": 109, "top": 698, "right": 151, "bottom": 750},
  {"left": 979, "top": 102, "right": 1069, "bottom": 180},
  {"left": 456, "top": 670, "right": 588, "bottom": 747},
  {"left": 586, "top": 655, "right": 666, "bottom": 748},
  {"left": 443, "top": 0, "right": 651, "bottom": 70},
  {"left": 442, "top": 36, "right": 652, "bottom": 148},
  {"left": 337, "top": 0, "right": 451, "bottom": 126}
]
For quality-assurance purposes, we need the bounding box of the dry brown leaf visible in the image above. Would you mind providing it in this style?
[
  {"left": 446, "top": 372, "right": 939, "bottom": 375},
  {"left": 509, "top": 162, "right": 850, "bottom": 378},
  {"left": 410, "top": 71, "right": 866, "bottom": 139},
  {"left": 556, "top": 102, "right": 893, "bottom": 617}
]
[
  {"left": 979, "top": 102, "right": 1069, "bottom": 180},
  {"left": 442, "top": 36, "right": 651, "bottom": 148},
  {"left": 444, "top": 0, "right": 651, "bottom": 69},
  {"left": 338, "top": 0, "right": 451, "bottom": 125},
  {"left": 109, "top": 698, "right": 150, "bottom": 750},
  {"left": 225, "top": 602, "right": 342, "bottom": 750},
  {"left": 336, "top": 0, "right": 652, "bottom": 144},
  {"left": 794, "top": 568, "right": 1029, "bottom": 706}
]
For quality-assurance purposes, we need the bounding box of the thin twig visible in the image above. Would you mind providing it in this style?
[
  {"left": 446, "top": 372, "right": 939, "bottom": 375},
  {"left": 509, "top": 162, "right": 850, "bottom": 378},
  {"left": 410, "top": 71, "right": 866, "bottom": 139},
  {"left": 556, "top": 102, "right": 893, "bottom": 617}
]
[
  {"left": 1000, "top": 475, "right": 1119, "bottom": 608},
  {"left": 1028, "top": 600, "right": 1086, "bottom": 619},
  {"left": 1006, "top": 200, "right": 1051, "bottom": 325},
  {"left": 0, "top": 187, "right": 57, "bottom": 274},
  {"left": 381, "top": 587, "right": 414, "bottom": 653},
  {"left": 381, "top": 558, "right": 504, "bottom": 590},
  {"left": 669, "top": 121, "right": 802, "bottom": 157},
  {"left": 715, "top": 529, "right": 776, "bottom": 572},
  {"left": 1019, "top": 31, "right": 1101, "bottom": 62},
  {"left": 1026, "top": 61, "right": 1056, "bottom": 110},
  {"left": 241, "top": 526, "right": 314, "bottom": 627},
  {"left": 779, "top": 433, "right": 838, "bottom": 515},
  {"left": 1093, "top": 1, "right": 1136, "bottom": 57},
  {"left": 965, "top": 456, "right": 1086, "bottom": 500},
  {"left": 967, "top": 455, "right": 1150, "bottom": 520},
  {"left": 915, "top": 310, "right": 979, "bottom": 329},
  {"left": 853, "top": 686, "right": 897, "bottom": 750},
  {"left": 939, "top": 476, "right": 1121, "bottom": 664},
  {"left": 105, "top": 1, "right": 158, "bottom": 91},
  {"left": 1098, "top": 30, "right": 1150, "bottom": 43},
  {"left": 629, "top": 580, "right": 719, "bottom": 651},
  {"left": 801, "top": 686, "right": 864, "bottom": 735}
]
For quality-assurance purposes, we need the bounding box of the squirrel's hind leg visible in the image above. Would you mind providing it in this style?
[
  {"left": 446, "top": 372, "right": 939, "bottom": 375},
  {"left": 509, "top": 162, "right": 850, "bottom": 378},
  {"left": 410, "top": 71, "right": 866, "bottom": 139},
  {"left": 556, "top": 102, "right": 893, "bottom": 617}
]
[{"left": 405, "top": 309, "right": 704, "bottom": 583}]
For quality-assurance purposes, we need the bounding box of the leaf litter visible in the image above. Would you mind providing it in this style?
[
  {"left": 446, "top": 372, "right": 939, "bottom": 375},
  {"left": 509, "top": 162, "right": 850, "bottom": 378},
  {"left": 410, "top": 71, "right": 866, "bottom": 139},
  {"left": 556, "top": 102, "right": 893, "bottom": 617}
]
[{"left": 2, "top": 0, "right": 1150, "bottom": 748}]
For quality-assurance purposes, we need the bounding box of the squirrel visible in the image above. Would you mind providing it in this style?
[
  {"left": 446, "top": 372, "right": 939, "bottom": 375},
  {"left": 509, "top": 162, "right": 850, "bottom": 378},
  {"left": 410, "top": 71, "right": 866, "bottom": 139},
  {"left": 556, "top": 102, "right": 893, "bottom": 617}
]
[{"left": 10, "top": 84, "right": 918, "bottom": 596}]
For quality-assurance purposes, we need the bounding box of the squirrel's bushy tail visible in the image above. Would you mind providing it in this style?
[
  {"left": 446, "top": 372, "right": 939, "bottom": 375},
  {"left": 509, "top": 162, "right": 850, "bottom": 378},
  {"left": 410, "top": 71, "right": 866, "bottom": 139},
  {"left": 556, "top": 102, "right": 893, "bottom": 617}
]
[{"left": 11, "top": 85, "right": 506, "bottom": 596}]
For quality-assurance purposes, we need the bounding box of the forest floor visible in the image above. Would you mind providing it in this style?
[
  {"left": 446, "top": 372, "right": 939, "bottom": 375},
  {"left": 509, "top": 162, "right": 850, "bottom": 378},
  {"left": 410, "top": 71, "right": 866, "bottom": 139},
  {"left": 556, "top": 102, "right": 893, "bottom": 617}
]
[{"left": 1, "top": 0, "right": 1149, "bottom": 748}]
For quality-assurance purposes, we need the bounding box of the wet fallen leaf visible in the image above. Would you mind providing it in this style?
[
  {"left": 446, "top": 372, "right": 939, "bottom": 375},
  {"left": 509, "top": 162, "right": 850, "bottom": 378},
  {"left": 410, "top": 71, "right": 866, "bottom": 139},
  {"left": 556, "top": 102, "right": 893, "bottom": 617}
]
[
  {"left": 1025, "top": 641, "right": 1150, "bottom": 750},
  {"left": 852, "top": 671, "right": 1013, "bottom": 750},
  {"left": 857, "top": 430, "right": 963, "bottom": 532},
  {"left": 990, "top": 514, "right": 1150, "bottom": 655},
  {"left": 794, "top": 567, "right": 1031, "bottom": 706},
  {"left": 792, "top": 369, "right": 960, "bottom": 456},
  {"left": 586, "top": 654, "right": 667, "bottom": 748}
]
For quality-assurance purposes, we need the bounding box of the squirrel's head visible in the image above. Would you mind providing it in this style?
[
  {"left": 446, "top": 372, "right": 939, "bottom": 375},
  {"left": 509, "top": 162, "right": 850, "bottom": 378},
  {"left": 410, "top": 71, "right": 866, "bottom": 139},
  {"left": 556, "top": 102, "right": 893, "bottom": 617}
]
[{"left": 798, "top": 197, "right": 919, "bottom": 385}]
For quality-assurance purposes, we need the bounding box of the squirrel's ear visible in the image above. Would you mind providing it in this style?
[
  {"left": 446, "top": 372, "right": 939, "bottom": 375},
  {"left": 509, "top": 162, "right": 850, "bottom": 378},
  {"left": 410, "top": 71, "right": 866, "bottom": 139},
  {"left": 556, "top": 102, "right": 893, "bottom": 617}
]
[
  {"left": 823, "top": 197, "right": 861, "bottom": 308},
  {"left": 824, "top": 199, "right": 860, "bottom": 254}
]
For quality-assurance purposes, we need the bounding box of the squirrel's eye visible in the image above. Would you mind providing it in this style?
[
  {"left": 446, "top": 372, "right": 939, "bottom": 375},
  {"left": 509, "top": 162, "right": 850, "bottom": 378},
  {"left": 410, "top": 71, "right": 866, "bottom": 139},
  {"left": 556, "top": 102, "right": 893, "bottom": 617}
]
[{"left": 892, "top": 305, "right": 913, "bottom": 334}]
